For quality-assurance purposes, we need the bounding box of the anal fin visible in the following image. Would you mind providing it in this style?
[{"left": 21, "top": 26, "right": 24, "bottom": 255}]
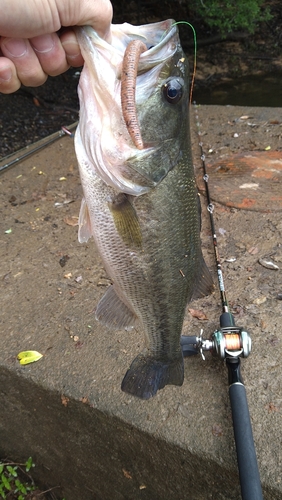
[{"left": 95, "top": 285, "right": 137, "bottom": 331}]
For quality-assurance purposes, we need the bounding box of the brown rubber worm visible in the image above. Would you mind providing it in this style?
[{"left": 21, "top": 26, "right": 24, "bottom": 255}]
[{"left": 121, "top": 40, "right": 147, "bottom": 150}]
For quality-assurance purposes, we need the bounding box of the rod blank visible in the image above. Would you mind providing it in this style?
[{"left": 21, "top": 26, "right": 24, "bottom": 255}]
[{"left": 229, "top": 381, "right": 264, "bottom": 500}]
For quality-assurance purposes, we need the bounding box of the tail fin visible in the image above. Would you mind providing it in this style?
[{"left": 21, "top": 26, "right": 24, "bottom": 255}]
[{"left": 121, "top": 352, "right": 184, "bottom": 400}]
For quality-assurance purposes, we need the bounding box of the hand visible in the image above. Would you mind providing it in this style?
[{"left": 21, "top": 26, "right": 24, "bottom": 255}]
[{"left": 0, "top": 0, "right": 112, "bottom": 93}]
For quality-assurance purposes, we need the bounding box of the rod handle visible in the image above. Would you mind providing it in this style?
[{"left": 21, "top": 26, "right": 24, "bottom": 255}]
[{"left": 229, "top": 382, "right": 264, "bottom": 500}]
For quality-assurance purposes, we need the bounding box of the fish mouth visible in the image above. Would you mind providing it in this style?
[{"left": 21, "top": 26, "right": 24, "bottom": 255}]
[
  {"left": 76, "top": 20, "right": 181, "bottom": 195},
  {"left": 118, "top": 20, "right": 179, "bottom": 151}
]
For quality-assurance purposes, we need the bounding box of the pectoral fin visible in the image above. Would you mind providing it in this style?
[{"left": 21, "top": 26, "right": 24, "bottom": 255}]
[
  {"left": 95, "top": 285, "right": 137, "bottom": 330},
  {"left": 78, "top": 197, "right": 92, "bottom": 243},
  {"left": 108, "top": 194, "right": 142, "bottom": 248}
]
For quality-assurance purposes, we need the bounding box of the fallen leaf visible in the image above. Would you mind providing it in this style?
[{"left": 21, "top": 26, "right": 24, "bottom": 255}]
[
  {"left": 122, "top": 469, "right": 132, "bottom": 479},
  {"left": 17, "top": 350, "right": 43, "bottom": 365},
  {"left": 80, "top": 397, "right": 90, "bottom": 404},
  {"left": 248, "top": 246, "right": 259, "bottom": 255},
  {"left": 33, "top": 97, "right": 40, "bottom": 107},
  {"left": 61, "top": 395, "right": 70, "bottom": 407},
  {"left": 188, "top": 308, "right": 208, "bottom": 320},
  {"left": 64, "top": 216, "right": 78, "bottom": 226},
  {"left": 266, "top": 402, "right": 279, "bottom": 413}
]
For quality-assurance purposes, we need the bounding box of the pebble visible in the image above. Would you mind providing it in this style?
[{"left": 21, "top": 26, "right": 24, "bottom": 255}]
[
  {"left": 253, "top": 296, "right": 267, "bottom": 305},
  {"left": 225, "top": 257, "right": 236, "bottom": 262},
  {"left": 258, "top": 258, "right": 279, "bottom": 270}
]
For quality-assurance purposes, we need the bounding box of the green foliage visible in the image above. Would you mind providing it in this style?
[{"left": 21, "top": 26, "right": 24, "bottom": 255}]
[
  {"left": 0, "top": 458, "right": 66, "bottom": 499},
  {"left": 0, "top": 458, "right": 35, "bottom": 499},
  {"left": 190, "top": 0, "right": 272, "bottom": 35}
]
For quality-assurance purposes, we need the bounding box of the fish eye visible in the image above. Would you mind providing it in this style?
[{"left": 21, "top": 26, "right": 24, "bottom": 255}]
[{"left": 162, "top": 77, "right": 184, "bottom": 104}]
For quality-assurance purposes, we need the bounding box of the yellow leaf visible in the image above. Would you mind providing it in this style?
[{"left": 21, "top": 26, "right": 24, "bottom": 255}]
[
  {"left": 17, "top": 351, "right": 43, "bottom": 365},
  {"left": 265, "top": 146, "right": 271, "bottom": 150}
]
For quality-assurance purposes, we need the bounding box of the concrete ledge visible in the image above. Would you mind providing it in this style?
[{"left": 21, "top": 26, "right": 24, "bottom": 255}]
[
  {"left": 0, "top": 367, "right": 241, "bottom": 500},
  {"left": 0, "top": 106, "right": 281, "bottom": 499}
]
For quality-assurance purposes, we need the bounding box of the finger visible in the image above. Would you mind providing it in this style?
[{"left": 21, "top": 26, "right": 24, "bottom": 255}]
[
  {"left": 0, "top": 58, "right": 21, "bottom": 93},
  {"left": 57, "top": 0, "right": 113, "bottom": 41},
  {"left": 60, "top": 30, "right": 84, "bottom": 67},
  {"left": 79, "top": 0, "right": 113, "bottom": 42},
  {"left": 29, "top": 33, "right": 70, "bottom": 76},
  {"left": 0, "top": 37, "right": 47, "bottom": 87}
]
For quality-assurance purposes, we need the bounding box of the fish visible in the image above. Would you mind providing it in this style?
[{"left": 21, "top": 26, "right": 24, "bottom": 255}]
[{"left": 74, "top": 19, "right": 213, "bottom": 400}]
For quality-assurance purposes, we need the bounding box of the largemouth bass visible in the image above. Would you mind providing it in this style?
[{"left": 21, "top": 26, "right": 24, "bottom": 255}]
[{"left": 75, "top": 20, "right": 213, "bottom": 399}]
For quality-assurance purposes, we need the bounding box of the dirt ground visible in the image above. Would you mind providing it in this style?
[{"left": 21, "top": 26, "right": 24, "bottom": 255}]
[{"left": 0, "top": 104, "right": 281, "bottom": 499}]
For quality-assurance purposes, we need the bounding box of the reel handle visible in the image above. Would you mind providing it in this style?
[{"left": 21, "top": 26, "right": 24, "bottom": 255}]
[{"left": 227, "top": 358, "right": 264, "bottom": 500}]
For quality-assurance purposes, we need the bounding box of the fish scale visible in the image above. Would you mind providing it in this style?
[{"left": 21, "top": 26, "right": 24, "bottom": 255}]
[{"left": 75, "top": 20, "right": 213, "bottom": 399}]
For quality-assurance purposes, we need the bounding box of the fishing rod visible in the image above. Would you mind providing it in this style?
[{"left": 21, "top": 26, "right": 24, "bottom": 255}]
[
  {"left": 181, "top": 104, "right": 264, "bottom": 500},
  {"left": 0, "top": 122, "right": 78, "bottom": 174}
]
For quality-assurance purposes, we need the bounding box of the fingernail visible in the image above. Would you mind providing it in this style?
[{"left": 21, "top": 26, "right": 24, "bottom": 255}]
[
  {"left": 31, "top": 34, "right": 55, "bottom": 54},
  {"left": 3, "top": 38, "right": 28, "bottom": 57},
  {"left": 0, "top": 66, "right": 12, "bottom": 82}
]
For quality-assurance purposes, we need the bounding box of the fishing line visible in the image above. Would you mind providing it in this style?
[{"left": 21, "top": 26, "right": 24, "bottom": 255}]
[
  {"left": 161, "top": 21, "right": 197, "bottom": 104},
  {"left": 171, "top": 21, "right": 197, "bottom": 103}
]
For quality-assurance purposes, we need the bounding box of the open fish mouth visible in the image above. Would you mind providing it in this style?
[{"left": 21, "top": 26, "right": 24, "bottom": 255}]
[{"left": 75, "top": 20, "right": 182, "bottom": 195}]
